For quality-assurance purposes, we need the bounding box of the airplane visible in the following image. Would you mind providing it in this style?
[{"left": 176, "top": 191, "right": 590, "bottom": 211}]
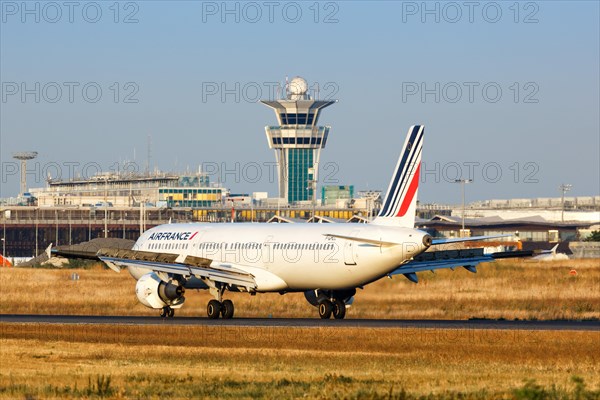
[
  {"left": 531, "top": 244, "right": 569, "bottom": 261},
  {"left": 53, "top": 125, "right": 530, "bottom": 319},
  {"left": 0, "top": 254, "right": 12, "bottom": 268}
]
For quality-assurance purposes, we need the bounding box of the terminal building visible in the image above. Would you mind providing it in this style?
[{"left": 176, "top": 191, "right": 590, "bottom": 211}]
[
  {"left": 29, "top": 172, "right": 224, "bottom": 208},
  {"left": 261, "top": 76, "right": 337, "bottom": 204},
  {"left": 321, "top": 185, "right": 355, "bottom": 207}
]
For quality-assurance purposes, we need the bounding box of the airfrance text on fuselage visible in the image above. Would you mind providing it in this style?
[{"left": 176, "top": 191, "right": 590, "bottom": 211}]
[{"left": 148, "top": 232, "right": 199, "bottom": 241}]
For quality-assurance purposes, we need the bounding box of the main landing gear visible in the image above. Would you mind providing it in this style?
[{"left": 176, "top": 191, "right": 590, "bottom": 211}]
[
  {"left": 160, "top": 306, "right": 175, "bottom": 318},
  {"left": 207, "top": 299, "right": 234, "bottom": 319},
  {"left": 159, "top": 300, "right": 234, "bottom": 319},
  {"left": 205, "top": 282, "right": 235, "bottom": 319},
  {"left": 318, "top": 298, "right": 346, "bottom": 319}
]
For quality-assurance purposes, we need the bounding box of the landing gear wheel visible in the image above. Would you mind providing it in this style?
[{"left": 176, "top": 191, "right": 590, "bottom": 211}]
[
  {"left": 332, "top": 299, "right": 346, "bottom": 320},
  {"left": 207, "top": 299, "right": 222, "bottom": 319},
  {"left": 318, "top": 300, "right": 333, "bottom": 319},
  {"left": 160, "top": 306, "right": 172, "bottom": 318},
  {"left": 221, "top": 299, "right": 234, "bottom": 319}
]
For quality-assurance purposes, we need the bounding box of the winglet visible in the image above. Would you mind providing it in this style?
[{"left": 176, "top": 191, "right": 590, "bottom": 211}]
[{"left": 45, "top": 243, "right": 53, "bottom": 259}]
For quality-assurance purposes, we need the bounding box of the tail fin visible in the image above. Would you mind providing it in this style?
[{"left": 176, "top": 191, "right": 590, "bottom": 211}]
[{"left": 372, "top": 125, "right": 424, "bottom": 227}]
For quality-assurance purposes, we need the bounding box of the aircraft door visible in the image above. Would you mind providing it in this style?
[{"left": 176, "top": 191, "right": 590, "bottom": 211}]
[
  {"left": 190, "top": 231, "right": 207, "bottom": 257},
  {"left": 262, "top": 235, "right": 275, "bottom": 267},
  {"left": 344, "top": 230, "right": 358, "bottom": 266}
]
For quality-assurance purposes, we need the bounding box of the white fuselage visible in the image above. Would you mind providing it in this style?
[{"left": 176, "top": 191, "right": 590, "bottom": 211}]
[{"left": 128, "top": 223, "right": 430, "bottom": 292}]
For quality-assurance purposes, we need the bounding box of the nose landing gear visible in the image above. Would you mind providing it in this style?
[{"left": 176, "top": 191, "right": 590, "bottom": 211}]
[{"left": 160, "top": 306, "right": 175, "bottom": 318}]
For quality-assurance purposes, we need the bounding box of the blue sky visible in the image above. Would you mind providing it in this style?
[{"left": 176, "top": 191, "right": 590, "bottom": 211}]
[{"left": 1, "top": 1, "right": 599, "bottom": 203}]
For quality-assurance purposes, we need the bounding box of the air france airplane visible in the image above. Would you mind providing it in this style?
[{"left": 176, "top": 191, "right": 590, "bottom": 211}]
[{"left": 56, "top": 125, "right": 524, "bottom": 319}]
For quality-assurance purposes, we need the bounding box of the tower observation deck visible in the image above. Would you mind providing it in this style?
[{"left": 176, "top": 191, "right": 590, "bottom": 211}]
[
  {"left": 261, "top": 77, "right": 336, "bottom": 203},
  {"left": 12, "top": 151, "right": 38, "bottom": 196}
]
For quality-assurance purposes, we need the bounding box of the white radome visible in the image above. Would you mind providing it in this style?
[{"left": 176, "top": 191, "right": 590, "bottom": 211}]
[{"left": 289, "top": 76, "right": 308, "bottom": 95}]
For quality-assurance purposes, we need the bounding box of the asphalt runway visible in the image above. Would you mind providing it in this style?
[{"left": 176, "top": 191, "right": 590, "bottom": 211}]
[{"left": 1, "top": 314, "right": 598, "bottom": 331}]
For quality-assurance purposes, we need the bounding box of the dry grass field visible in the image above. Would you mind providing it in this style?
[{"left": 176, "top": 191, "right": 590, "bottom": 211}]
[
  {"left": 0, "top": 258, "right": 598, "bottom": 320},
  {"left": 0, "top": 324, "right": 599, "bottom": 399},
  {"left": 0, "top": 259, "right": 599, "bottom": 398}
]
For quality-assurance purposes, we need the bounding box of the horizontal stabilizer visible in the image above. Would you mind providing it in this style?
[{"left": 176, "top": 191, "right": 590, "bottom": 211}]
[
  {"left": 323, "top": 234, "right": 401, "bottom": 247},
  {"left": 431, "top": 234, "right": 513, "bottom": 245}
]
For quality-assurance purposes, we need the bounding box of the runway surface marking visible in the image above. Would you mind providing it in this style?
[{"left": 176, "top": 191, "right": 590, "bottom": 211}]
[{"left": 1, "top": 314, "right": 598, "bottom": 331}]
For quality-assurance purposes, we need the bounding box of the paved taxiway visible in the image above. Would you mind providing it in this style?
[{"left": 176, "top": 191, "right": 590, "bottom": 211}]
[{"left": 1, "top": 314, "right": 598, "bottom": 331}]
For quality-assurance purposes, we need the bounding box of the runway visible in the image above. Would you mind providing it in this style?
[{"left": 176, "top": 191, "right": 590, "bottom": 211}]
[{"left": 1, "top": 314, "right": 598, "bottom": 331}]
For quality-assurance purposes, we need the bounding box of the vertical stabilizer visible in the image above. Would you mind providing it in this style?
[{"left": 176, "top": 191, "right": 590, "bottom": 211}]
[{"left": 371, "top": 125, "right": 424, "bottom": 227}]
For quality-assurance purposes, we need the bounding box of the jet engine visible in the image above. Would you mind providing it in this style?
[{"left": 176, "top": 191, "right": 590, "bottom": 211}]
[
  {"left": 304, "top": 288, "right": 356, "bottom": 307},
  {"left": 135, "top": 272, "right": 185, "bottom": 309}
]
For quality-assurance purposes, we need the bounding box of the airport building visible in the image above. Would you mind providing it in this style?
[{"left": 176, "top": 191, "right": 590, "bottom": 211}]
[
  {"left": 261, "top": 76, "right": 336, "bottom": 204},
  {"left": 29, "top": 172, "right": 224, "bottom": 208},
  {"left": 322, "top": 185, "right": 354, "bottom": 207}
]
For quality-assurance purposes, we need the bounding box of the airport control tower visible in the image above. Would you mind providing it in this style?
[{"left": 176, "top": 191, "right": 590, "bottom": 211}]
[{"left": 261, "top": 77, "right": 336, "bottom": 203}]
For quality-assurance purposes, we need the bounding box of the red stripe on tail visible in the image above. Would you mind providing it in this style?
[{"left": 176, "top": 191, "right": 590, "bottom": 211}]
[{"left": 396, "top": 164, "right": 421, "bottom": 217}]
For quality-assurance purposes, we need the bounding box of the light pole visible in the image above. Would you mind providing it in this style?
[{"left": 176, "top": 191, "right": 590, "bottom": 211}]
[
  {"left": 104, "top": 177, "right": 108, "bottom": 238},
  {"left": 559, "top": 184, "right": 572, "bottom": 222},
  {"left": 307, "top": 167, "right": 316, "bottom": 222},
  {"left": 35, "top": 207, "right": 39, "bottom": 256},
  {"left": 312, "top": 184, "right": 316, "bottom": 222},
  {"left": 455, "top": 179, "right": 472, "bottom": 237},
  {"left": 2, "top": 212, "right": 5, "bottom": 258},
  {"left": 306, "top": 186, "right": 314, "bottom": 221},
  {"left": 277, "top": 196, "right": 280, "bottom": 218}
]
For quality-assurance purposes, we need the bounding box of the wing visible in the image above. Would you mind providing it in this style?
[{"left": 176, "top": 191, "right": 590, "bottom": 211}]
[
  {"left": 97, "top": 248, "right": 257, "bottom": 290},
  {"left": 53, "top": 247, "right": 258, "bottom": 291},
  {"left": 389, "top": 248, "right": 532, "bottom": 283}
]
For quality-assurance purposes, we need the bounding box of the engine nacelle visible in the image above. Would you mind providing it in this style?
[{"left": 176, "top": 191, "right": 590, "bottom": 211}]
[
  {"left": 135, "top": 272, "right": 185, "bottom": 309},
  {"left": 304, "top": 288, "right": 356, "bottom": 307}
]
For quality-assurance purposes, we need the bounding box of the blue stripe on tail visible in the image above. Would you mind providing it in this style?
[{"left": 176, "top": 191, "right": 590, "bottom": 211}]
[{"left": 378, "top": 125, "right": 423, "bottom": 217}]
